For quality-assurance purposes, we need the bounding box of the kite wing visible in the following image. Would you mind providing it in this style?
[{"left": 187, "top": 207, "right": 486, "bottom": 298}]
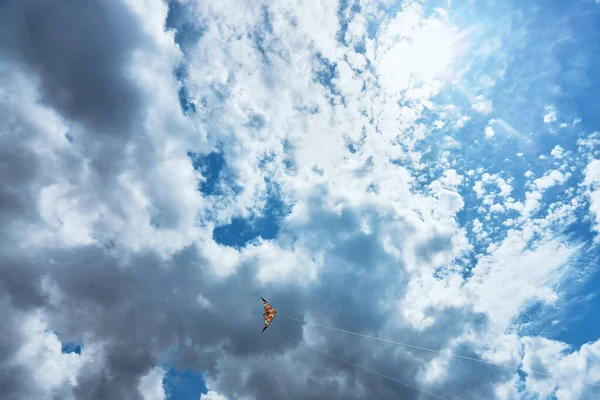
[{"left": 261, "top": 297, "right": 277, "bottom": 332}]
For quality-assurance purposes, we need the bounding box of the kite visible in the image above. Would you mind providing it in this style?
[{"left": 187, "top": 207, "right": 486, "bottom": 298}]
[{"left": 261, "top": 297, "right": 277, "bottom": 332}]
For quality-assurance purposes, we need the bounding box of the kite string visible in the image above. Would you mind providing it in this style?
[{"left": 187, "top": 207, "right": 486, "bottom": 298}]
[
  {"left": 278, "top": 314, "right": 600, "bottom": 388},
  {"left": 272, "top": 326, "right": 450, "bottom": 400}
]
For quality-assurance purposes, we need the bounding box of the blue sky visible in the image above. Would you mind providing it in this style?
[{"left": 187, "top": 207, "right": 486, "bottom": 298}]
[{"left": 1, "top": 0, "right": 600, "bottom": 399}]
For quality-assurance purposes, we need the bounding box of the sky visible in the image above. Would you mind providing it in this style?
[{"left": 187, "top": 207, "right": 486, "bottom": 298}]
[{"left": 1, "top": 0, "right": 600, "bottom": 399}]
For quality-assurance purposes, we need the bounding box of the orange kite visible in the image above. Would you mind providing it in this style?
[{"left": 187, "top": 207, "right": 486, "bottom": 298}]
[{"left": 261, "top": 297, "right": 277, "bottom": 332}]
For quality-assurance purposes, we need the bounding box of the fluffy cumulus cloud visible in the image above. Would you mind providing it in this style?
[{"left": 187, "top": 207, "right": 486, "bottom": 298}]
[
  {"left": 1, "top": 0, "right": 600, "bottom": 399},
  {"left": 585, "top": 160, "right": 600, "bottom": 238}
]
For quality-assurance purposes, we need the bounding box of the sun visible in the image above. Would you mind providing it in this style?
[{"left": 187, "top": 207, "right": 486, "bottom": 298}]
[
  {"left": 408, "top": 18, "right": 462, "bottom": 81},
  {"left": 376, "top": 12, "right": 469, "bottom": 92}
]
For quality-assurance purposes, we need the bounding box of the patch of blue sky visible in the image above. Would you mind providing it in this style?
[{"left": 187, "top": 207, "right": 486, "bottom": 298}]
[
  {"left": 524, "top": 1, "right": 600, "bottom": 131},
  {"left": 60, "top": 340, "right": 83, "bottom": 355},
  {"left": 410, "top": 160, "right": 570, "bottom": 280},
  {"left": 514, "top": 370, "right": 531, "bottom": 399},
  {"left": 563, "top": 198, "right": 597, "bottom": 242},
  {"left": 175, "top": 66, "right": 197, "bottom": 116},
  {"left": 347, "top": 142, "right": 358, "bottom": 154},
  {"left": 417, "top": 96, "right": 529, "bottom": 186},
  {"left": 459, "top": 0, "right": 600, "bottom": 134},
  {"left": 515, "top": 214, "right": 600, "bottom": 348},
  {"left": 397, "top": 134, "right": 511, "bottom": 277},
  {"left": 366, "top": 18, "right": 380, "bottom": 41},
  {"left": 173, "top": 65, "right": 186, "bottom": 85},
  {"left": 213, "top": 183, "right": 291, "bottom": 249},
  {"left": 463, "top": 0, "right": 600, "bottom": 349},
  {"left": 335, "top": 0, "right": 361, "bottom": 45},
  {"left": 403, "top": 0, "right": 458, "bottom": 21},
  {"left": 244, "top": 113, "right": 266, "bottom": 131},
  {"left": 250, "top": 6, "right": 275, "bottom": 66},
  {"left": 187, "top": 150, "right": 242, "bottom": 198},
  {"left": 514, "top": 297, "right": 562, "bottom": 334},
  {"left": 409, "top": 109, "right": 518, "bottom": 181},
  {"left": 511, "top": 205, "right": 600, "bottom": 348},
  {"left": 380, "top": 0, "right": 413, "bottom": 20},
  {"left": 166, "top": 2, "right": 211, "bottom": 120},
  {"left": 345, "top": 123, "right": 370, "bottom": 155},
  {"left": 556, "top": 261, "right": 600, "bottom": 347},
  {"left": 312, "top": 53, "right": 345, "bottom": 105},
  {"left": 53, "top": 330, "right": 84, "bottom": 354},
  {"left": 187, "top": 140, "right": 292, "bottom": 249},
  {"left": 165, "top": 0, "right": 205, "bottom": 54},
  {"left": 294, "top": 103, "right": 320, "bottom": 116},
  {"left": 281, "top": 138, "right": 296, "bottom": 174},
  {"left": 511, "top": 219, "right": 600, "bottom": 347},
  {"left": 163, "top": 368, "right": 207, "bottom": 400},
  {"left": 419, "top": 4, "right": 596, "bottom": 178}
]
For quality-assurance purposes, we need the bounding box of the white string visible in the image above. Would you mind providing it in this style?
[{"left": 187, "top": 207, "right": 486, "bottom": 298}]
[
  {"left": 273, "top": 327, "right": 450, "bottom": 400},
  {"left": 279, "top": 314, "right": 600, "bottom": 388}
]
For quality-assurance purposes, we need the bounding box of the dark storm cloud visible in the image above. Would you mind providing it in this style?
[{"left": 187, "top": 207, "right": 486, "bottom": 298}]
[
  {"left": 0, "top": 0, "right": 157, "bottom": 208},
  {"left": 0, "top": 298, "right": 31, "bottom": 399},
  {"left": 0, "top": 139, "right": 42, "bottom": 226},
  {"left": 0, "top": 0, "right": 145, "bottom": 135}
]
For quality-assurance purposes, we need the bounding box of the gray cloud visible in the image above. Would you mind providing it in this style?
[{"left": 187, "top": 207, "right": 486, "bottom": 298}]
[
  {"left": 0, "top": 298, "right": 31, "bottom": 399},
  {"left": 0, "top": 0, "right": 145, "bottom": 136}
]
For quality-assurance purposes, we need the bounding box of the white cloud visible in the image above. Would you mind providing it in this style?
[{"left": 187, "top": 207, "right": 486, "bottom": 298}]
[
  {"left": 534, "top": 170, "right": 567, "bottom": 190},
  {"left": 551, "top": 145, "right": 565, "bottom": 159},
  {"left": 454, "top": 114, "right": 470, "bottom": 129},
  {"left": 478, "top": 74, "right": 496, "bottom": 88},
  {"left": 3, "top": 309, "right": 97, "bottom": 399},
  {"left": 466, "top": 229, "right": 574, "bottom": 329},
  {"left": 471, "top": 95, "right": 493, "bottom": 115},
  {"left": 473, "top": 181, "right": 485, "bottom": 197},
  {"left": 374, "top": 2, "right": 466, "bottom": 91},
  {"left": 344, "top": 13, "right": 367, "bottom": 46},
  {"left": 438, "top": 189, "right": 465, "bottom": 214},
  {"left": 489, "top": 203, "right": 505, "bottom": 213},
  {"left": 484, "top": 126, "right": 495, "bottom": 138},
  {"left": 440, "top": 169, "right": 464, "bottom": 187},
  {"left": 345, "top": 50, "right": 367, "bottom": 71},
  {"left": 496, "top": 177, "right": 513, "bottom": 197},
  {"left": 139, "top": 367, "right": 166, "bottom": 400},
  {"left": 544, "top": 104, "right": 558, "bottom": 123},
  {"left": 201, "top": 390, "right": 229, "bottom": 400},
  {"left": 584, "top": 159, "right": 600, "bottom": 185},
  {"left": 521, "top": 337, "right": 600, "bottom": 399},
  {"left": 584, "top": 159, "right": 600, "bottom": 238}
]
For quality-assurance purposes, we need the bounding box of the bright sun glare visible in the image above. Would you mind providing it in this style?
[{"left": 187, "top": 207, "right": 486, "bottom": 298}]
[
  {"left": 377, "top": 15, "right": 468, "bottom": 92},
  {"left": 409, "top": 18, "right": 461, "bottom": 81}
]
